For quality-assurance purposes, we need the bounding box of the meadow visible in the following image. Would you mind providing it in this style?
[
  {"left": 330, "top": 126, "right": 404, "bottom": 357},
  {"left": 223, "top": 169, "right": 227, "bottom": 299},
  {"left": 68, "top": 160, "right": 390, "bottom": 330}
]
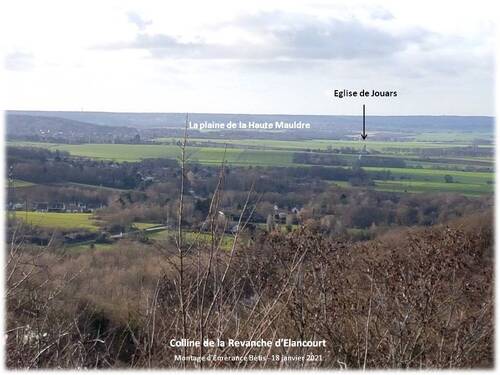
[{"left": 14, "top": 211, "right": 99, "bottom": 230}]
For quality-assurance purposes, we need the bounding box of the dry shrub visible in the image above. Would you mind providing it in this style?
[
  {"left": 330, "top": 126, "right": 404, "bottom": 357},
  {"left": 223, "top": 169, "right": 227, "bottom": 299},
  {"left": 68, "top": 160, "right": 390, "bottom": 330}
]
[{"left": 5, "top": 213, "right": 493, "bottom": 369}]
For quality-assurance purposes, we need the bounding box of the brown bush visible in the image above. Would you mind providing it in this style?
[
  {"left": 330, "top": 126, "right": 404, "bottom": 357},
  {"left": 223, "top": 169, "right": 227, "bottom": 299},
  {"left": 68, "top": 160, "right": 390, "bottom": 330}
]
[{"left": 5, "top": 213, "right": 493, "bottom": 369}]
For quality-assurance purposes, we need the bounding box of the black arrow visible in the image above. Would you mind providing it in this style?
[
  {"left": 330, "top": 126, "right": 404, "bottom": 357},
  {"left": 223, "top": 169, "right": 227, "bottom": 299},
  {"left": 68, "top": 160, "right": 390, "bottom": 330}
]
[{"left": 361, "top": 104, "right": 367, "bottom": 140}]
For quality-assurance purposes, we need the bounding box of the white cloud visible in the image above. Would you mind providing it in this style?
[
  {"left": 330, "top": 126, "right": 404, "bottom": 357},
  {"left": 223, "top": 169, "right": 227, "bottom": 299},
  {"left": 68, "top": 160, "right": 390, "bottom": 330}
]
[
  {"left": 4, "top": 52, "right": 34, "bottom": 71},
  {"left": 0, "top": 0, "right": 495, "bottom": 115},
  {"left": 127, "top": 11, "right": 152, "bottom": 31}
]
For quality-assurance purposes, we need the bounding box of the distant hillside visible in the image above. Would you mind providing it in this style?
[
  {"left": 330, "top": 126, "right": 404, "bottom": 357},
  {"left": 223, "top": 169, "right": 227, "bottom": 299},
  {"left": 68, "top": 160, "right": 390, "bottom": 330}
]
[
  {"left": 7, "top": 110, "right": 494, "bottom": 133},
  {"left": 6, "top": 114, "right": 139, "bottom": 143}
]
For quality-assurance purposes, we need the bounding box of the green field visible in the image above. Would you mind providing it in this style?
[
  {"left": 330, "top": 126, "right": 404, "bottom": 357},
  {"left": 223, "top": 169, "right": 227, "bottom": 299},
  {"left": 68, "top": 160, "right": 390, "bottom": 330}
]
[
  {"left": 8, "top": 140, "right": 492, "bottom": 167},
  {"left": 8, "top": 142, "right": 295, "bottom": 165},
  {"left": 8, "top": 139, "right": 494, "bottom": 196},
  {"left": 8, "top": 139, "right": 493, "bottom": 160},
  {"left": 13, "top": 211, "right": 99, "bottom": 230},
  {"left": 62, "top": 182, "right": 131, "bottom": 192},
  {"left": 133, "top": 222, "right": 162, "bottom": 230},
  {"left": 156, "top": 138, "right": 493, "bottom": 156},
  {"left": 157, "top": 137, "right": 492, "bottom": 149},
  {"left": 156, "top": 137, "right": 493, "bottom": 152},
  {"left": 331, "top": 178, "right": 492, "bottom": 196},
  {"left": 332, "top": 181, "right": 351, "bottom": 188},
  {"left": 373, "top": 180, "right": 492, "bottom": 196},
  {"left": 365, "top": 167, "right": 493, "bottom": 185},
  {"left": 8, "top": 179, "right": 35, "bottom": 188},
  {"left": 8, "top": 138, "right": 493, "bottom": 161},
  {"left": 412, "top": 132, "right": 492, "bottom": 143}
]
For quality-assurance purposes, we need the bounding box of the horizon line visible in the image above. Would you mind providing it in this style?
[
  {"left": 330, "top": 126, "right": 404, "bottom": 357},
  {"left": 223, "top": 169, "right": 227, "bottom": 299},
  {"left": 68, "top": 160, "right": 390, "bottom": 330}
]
[{"left": 4, "top": 109, "right": 495, "bottom": 118}]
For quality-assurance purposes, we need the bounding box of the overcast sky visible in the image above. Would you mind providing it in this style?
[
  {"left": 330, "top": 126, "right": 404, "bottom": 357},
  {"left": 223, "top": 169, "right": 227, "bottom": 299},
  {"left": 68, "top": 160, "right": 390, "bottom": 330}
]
[{"left": 0, "top": 0, "right": 495, "bottom": 115}]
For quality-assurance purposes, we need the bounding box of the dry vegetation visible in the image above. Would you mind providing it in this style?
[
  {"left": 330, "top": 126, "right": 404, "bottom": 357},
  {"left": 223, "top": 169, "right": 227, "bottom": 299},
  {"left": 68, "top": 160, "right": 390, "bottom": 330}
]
[{"left": 5, "top": 212, "right": 493, "bottom": 369}]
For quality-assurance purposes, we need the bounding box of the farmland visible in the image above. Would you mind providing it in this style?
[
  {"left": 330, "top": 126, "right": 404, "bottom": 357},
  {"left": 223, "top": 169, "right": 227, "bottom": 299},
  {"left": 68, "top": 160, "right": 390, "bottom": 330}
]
[
  {"left": 156, "top": 136, "right": 493, "bottom": 151},
  {"left": 11, "top": 211, "right": 234, "bottom": 249},
  {"left": 373, "top": 180, "right": 492, "bottom": 196},
  {"left": 7, "top": 137, "right": 494, "bottom": 196},
  {"left": 8, "top": 141, "right": 295, "bottom": 165},
  {"left": 14, "top": 211, "right": 99, "bottom": 230},
  {"left": 8, "top": 138, "right": 494, "bottom": 162}
]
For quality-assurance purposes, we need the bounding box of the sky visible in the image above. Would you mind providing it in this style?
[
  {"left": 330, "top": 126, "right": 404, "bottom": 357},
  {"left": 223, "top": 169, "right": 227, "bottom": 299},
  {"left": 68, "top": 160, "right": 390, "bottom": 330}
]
[{"left": 0, "top": 0, "right": 496, "bottom": 115}]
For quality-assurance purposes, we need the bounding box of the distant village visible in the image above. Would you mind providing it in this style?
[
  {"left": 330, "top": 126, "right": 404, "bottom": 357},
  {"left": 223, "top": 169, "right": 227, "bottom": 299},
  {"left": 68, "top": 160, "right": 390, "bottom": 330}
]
[{"left": 7, "top": 201, "right": 104, "bottom": 213}]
